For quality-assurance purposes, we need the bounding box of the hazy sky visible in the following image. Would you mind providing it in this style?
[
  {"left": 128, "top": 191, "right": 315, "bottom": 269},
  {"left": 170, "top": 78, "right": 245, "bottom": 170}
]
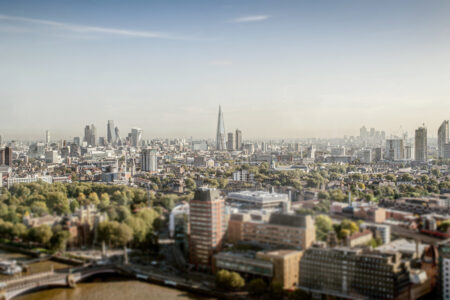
[{"left": 1, "top": 0, "right": 449, "bottom": 140}]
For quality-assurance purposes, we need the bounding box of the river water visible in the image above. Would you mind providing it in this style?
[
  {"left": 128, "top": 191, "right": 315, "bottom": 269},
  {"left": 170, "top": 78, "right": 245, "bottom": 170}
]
[
  {"left": 0, "top": 250, "right": 68, "bottom": 280},
  {"left": 0, "top": 250, "right": 210, "bottom": 300},
  {"left": 15, "top": 278, "right": 206, "bottom": 300}
]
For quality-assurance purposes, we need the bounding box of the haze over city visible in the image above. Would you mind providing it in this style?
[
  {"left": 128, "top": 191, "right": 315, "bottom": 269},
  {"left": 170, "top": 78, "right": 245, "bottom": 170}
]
[{"left": 1, "top": 0, "right": 450, "bottom": 140}]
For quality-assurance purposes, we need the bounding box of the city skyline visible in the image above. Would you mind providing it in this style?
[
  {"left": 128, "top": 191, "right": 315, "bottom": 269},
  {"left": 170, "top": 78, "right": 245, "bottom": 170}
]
[
  {"left": 0, "top": 116, "right": 447, "bottom": 142},
  {"left": 1, "top": 1, "right": 450, "bottom": 300},
  {"left": 1, "top": 0, "right": 450, "bottom": 139}
]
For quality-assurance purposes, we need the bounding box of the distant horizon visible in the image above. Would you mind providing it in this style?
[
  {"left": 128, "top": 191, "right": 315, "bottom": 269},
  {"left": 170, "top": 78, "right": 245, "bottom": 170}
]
[
  {"left": 0, "top": 113, "right": 444, "bottom": 143},
  {"left": 0, "top": 106, "right": 447, "bottom": 141}
]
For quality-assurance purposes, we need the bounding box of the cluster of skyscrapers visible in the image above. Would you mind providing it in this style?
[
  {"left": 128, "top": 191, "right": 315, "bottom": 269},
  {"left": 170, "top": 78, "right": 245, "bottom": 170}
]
[
  {"left": 382, "top": 120, "right": 449, "bottom": 162},
  {"left": 79, "top": 121, "right": 142, "bottom": 148},
  {"left": 84, "top": 124, "right": 97, "bottom": 147},
  {"left": 215, "top": 105, "right": 243, "bottom": 151}
]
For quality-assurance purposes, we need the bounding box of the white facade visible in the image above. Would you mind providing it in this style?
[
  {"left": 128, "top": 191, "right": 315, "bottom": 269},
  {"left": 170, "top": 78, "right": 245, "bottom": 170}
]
[
  {"left": 192, "top": 141, "right": 208, "bottom": 151},
  {"left": 45, "top": 150, "right": 59, "bottom": 163},
  {"left": 141, "top": 149, "right": 157, "bottom": 172},
  {"left": 232, "top": 169, "right": 255, "bottom": 182},
  {"left": 404, "top": 145, "right": 414, "bottom": 160},
  {"left": 356, "top": 149, "right": 372, "bottom": 164},
  {"left": 361, "top": 223, "right": 391, "bottom": 244},
  {"left": 385, "top": 139, "right": 404, "bottom": 160},
  {"left": 226, "top": 190, "right": 289, "bottom": 210},
  {"left": 7, "top": 176, "right": 53, "bottom": 188}
]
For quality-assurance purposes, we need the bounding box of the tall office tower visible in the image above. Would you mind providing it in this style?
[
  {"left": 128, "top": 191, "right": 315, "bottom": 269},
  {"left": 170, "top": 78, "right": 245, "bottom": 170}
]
[
  {"left": 0, "top": 146, "right": 13, "bottom": 166},
  {"left": 360, "top": 126, "right": 368, "bottom": 139},
  {"left": 107, "top": 120, "right": 116, "bottom": 145},
  {"left": 45, "top": 130, "right": 50, "bottom": 144},
  {"left": 227, "top": 132, "right": 234, "bottom": 151},
  {"left": 438, "top": 120, "right": 449, "bottom": 158},
  {"left": 141, "top": 149, "right": 157, "bottom": 172},
  {"left": 84, "top": 124, "right": 97, "bottom": 146},
  {"left": 73, "top": 137, "right": 81, "bottom": 146},
  {"left": 114, "top": 126, "right": 121, "bottom": 145},
  {"left": 235, "top": 129, "right": 242, "bottom": 150},
  {"left": 90, "top": 124, "right": 97, "bottom": 146},
  {"left": 98, "top": 137, "right": 106, "bottom": 147},
  {"left": 216, "top": 105, "right": 226, "bottom": 151},
  {"left": 189, "top": 188, "right": 226, "bottom": 268},
  {"left": 84, "top": 125, "right": 91, "bottom": 144},
  {"left": 385, "top": 139, "right": 404, "bottom": 160},
  {"left": 415, "top": 126, "right": 427, "bottom": 162},
  {"left": 131, "top": 128, "right": 143, "bottom": 147},
  {"left": 306, "top": 145, "right": 316, "bottom": 159}
]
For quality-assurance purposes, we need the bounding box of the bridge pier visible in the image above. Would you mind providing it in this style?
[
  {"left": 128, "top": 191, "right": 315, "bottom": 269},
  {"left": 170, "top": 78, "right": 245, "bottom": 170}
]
[{"left": 66, "top": 274, "right": 76, "bottom": 288}]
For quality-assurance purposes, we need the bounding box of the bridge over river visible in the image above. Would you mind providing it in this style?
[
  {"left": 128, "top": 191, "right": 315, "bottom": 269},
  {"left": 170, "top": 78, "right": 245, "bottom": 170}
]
[{"left": 0, "top": 264, "right": 134, "bottom": 300}]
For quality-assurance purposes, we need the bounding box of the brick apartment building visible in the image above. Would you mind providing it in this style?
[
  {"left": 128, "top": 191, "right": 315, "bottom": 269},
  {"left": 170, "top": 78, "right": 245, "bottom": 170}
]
[
  {"left": 189, "top": 188, "right": 226, "bottom": 268},
  {"left": 227, "top": 212, "right": 315, "bottom": 250}
]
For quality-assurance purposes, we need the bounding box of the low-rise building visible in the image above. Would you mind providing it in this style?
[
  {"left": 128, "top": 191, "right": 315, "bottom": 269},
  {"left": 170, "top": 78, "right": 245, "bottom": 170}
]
[
  {"left": 300, "top": 244, "right": 411, "bottom": 299},
  {"left": 346, "top": 229, "right": 373, "bottom": 247},
  {"left": 360, "top": 223, "right": 391, "bottom": 244},
  {"left": 353, "top": 206, "right": 386, "bottom": 223},
  {"left": 226, "top": 190, "right": 289, "bottom": 210},
  {"left": 256, "top": 250, "right": 302, "bottom": 289},
  {"left": 213, "top": 249, "right": 302, "bottom": 289},
  {"left": 227, "top": 212, "right": 315, "bottom": 250}
]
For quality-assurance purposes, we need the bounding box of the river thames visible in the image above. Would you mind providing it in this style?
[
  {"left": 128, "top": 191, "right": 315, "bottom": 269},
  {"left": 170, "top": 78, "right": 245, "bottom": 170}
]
[
  {"left": 0, "top": 250, "right": 211, "bottom": 300},
  {"left": 15, "top": 278, "right": 206, "bottom": 300}
]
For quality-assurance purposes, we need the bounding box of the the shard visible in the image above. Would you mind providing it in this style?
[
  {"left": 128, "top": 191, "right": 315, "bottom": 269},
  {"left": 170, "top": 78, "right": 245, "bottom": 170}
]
[{"left": 216, "top": 105, "right": 226, "bottom": 150}]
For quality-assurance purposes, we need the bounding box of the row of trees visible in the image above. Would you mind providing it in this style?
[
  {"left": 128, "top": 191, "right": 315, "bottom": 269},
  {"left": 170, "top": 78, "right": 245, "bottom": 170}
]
[
  {"left": 0, "top": 219, "right": 70, "bottom": 252},
  {"left": 314, "top": 215, "right": 383, "bottom": 248},
  {"left": 315, "top": 215, "right": 360, "bottom": 241},
  {"left": 0, "top": 181, "right": 167, "bottom": 252},
  {"left": 0, "top": 181, "right": 182, "bottom": 223},
  {"left": 215, "top": 270, "right": 311, "bottom": 299}
]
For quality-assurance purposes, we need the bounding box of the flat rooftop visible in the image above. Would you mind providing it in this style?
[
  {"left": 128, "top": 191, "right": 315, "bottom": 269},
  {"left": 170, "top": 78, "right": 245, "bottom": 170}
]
[
  {"left": 376, "top": 239, "right": 427, "bottom": 255},
  {"left": 227, "top": 191, "right": 289, "bottom": 203}
]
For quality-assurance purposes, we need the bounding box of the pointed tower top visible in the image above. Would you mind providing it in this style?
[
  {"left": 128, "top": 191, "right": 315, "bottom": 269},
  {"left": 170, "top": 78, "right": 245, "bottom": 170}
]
[{"left": 216, "top": 105, "right": 226, "bottom": 150}]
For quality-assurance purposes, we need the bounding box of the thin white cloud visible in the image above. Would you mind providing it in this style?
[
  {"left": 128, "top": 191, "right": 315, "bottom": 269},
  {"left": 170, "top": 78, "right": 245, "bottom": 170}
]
[
  {"left": 210, "top": 60, "right": 233, "bottom": 66},
  {"left": 231, "top": 15, "right": 270, "bottom": 23},
  {"left": 0, "top": 14, "right": 185, "bottom": 40}
]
